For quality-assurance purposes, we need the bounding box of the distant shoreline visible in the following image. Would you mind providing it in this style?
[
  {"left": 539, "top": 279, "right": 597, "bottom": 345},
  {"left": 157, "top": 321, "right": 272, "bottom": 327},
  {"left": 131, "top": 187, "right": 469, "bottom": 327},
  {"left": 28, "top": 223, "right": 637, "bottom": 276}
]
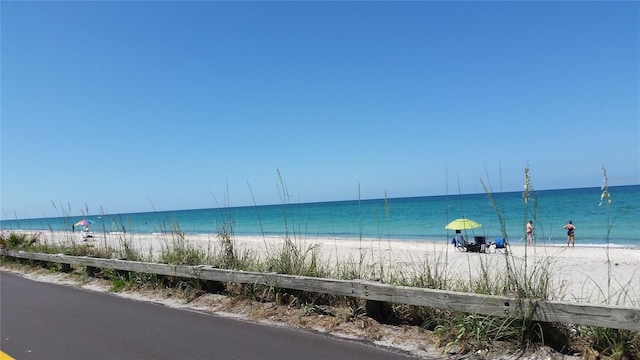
[
  {"left": 2, "top": 185, "right": 638, "bottom": 247},
  {"left": 4, "top": 228, "right": 640, "bottom": 249}
]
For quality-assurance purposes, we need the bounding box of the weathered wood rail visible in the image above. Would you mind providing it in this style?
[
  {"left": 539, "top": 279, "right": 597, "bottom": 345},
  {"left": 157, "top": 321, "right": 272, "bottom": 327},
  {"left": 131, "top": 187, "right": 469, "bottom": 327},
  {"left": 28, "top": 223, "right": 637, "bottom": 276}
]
[{"left": 2, "top": 249, "right": 639, "bottom": 331}]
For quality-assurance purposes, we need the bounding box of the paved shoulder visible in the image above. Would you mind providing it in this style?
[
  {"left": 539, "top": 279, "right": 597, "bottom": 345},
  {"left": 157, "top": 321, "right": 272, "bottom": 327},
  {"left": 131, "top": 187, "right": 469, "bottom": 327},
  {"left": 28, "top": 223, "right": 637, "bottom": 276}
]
[{"left": 1, "top": 271, "right": 414, "bottom": 359}]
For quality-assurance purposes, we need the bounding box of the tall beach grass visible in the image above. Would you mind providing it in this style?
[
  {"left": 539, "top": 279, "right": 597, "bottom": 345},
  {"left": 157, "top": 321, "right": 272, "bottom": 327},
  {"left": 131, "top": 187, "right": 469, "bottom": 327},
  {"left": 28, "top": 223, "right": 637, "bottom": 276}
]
[{"left": 1, "top": 167, "right": 638, "bottom": 358}]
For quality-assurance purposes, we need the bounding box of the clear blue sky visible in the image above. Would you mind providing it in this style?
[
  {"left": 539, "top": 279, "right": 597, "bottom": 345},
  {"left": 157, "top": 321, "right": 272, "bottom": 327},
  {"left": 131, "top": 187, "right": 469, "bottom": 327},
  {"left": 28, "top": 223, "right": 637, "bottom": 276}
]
[{"left": 1, "top": 1, "right": 638, "bottom": 219}]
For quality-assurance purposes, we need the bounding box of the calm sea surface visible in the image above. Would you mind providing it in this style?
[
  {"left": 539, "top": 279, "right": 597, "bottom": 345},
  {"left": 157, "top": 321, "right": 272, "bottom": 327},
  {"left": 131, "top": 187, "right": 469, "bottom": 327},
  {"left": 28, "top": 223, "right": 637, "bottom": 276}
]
[{"left": 2, "top": 186, "right": 639, "bottom": 248}]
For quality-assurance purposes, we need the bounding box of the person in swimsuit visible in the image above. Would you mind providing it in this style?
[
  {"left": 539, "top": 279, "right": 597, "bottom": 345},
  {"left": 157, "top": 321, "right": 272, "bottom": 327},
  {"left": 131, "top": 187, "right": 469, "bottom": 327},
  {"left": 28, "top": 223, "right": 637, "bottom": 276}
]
[
  {"left": 563, "top": 220, "right": 576, "bottom": 247},
  {"left": 526, "top": 220, "right": 535, "bottom": 245}
]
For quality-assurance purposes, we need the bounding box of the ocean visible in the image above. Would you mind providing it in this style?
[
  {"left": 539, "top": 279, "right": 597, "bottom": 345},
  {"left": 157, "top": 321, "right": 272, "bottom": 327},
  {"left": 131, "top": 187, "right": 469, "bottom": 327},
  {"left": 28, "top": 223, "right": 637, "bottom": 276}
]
[{"left": 2, "top": 186, "right": 639, "bottom": 248}]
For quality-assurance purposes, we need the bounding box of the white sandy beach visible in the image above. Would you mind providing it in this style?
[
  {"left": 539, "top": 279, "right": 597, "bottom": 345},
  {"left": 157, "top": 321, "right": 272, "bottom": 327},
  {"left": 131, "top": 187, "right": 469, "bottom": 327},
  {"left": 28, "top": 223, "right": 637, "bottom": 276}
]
[{"left": 8, "top": 230, "right": 640, "bottom": 307}]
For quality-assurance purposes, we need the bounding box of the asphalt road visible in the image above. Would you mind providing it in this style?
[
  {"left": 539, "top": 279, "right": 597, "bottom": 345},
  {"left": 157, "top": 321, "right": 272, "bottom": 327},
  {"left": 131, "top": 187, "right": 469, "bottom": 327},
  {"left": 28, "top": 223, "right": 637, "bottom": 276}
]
[{"left": 0, "top": 272, "right": 414, "bottom": 360}]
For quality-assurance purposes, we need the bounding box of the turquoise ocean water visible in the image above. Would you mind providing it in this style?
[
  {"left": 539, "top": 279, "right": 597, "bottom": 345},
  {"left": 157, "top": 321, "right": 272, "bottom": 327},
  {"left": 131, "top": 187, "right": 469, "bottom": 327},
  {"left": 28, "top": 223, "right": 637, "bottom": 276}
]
[{"left": 2, "top": 186, "right": 639, "bottom": 248}]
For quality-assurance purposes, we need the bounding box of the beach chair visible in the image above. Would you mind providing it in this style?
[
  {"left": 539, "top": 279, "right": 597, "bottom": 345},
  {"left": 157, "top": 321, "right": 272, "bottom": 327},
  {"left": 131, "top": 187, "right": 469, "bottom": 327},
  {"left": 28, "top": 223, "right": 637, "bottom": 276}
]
[
  {"left": 81, "top": 226, "right": 93, "bottom": 240},
  {"left": 463, "top": 237, "right": 483, "bottom": 253},
  {"left": 492, "top": 238, "right": 507, "bottom": 253},
  {"left": 473, "top": 236, "right": 487, "bottom": 253}
]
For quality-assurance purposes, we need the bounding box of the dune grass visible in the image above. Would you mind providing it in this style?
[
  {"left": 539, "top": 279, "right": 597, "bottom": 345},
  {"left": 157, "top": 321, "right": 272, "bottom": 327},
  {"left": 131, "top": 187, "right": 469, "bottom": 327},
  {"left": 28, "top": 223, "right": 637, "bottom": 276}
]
[{"left": 1, "top": 167, "right": 638, "bottom": 359}]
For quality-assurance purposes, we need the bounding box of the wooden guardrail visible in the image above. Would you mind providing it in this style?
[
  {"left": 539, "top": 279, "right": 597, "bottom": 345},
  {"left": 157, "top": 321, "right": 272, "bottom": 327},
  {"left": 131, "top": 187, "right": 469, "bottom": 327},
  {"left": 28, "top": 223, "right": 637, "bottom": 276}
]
[{"left": 2, "top": 249, "right": 639, "bottom": 331}]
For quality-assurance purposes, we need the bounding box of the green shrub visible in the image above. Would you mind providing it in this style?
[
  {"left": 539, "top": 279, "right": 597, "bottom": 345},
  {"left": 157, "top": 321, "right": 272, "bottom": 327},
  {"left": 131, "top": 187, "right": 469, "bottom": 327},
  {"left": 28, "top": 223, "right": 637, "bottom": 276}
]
[{"left": 0, "top": 232, "right": 40, "bottom": 249}]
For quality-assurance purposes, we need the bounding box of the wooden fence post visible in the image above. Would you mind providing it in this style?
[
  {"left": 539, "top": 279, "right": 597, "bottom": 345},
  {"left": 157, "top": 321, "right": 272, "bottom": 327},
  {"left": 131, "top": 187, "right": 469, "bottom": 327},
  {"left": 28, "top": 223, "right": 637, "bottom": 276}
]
[{"left": 363, "top": 279, "right": 393, "bottom": 322}]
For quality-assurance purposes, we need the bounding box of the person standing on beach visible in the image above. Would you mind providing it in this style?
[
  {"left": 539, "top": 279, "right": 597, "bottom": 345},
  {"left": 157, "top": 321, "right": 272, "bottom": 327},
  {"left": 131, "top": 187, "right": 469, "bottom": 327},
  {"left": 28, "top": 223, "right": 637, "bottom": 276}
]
[
  {"left": 563, "top": 220, "right": 576, "bottom": 247},
  {"left": 526, "top": 220, "right": 535, "bottom": 245}
]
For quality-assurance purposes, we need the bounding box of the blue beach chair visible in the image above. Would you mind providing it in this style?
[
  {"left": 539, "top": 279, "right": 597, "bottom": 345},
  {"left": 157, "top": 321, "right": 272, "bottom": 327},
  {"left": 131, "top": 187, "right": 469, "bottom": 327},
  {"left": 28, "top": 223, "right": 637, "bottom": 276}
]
[{"left": 493, "top": 238, "right": 507, "bottom": 253}]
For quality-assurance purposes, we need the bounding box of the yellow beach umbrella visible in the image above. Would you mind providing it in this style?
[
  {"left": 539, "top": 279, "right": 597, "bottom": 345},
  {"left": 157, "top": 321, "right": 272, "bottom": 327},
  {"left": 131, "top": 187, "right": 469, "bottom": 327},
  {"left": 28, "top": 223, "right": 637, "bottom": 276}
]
[{"left": 445, "top": 218, "right": 482, "bottom": 230}]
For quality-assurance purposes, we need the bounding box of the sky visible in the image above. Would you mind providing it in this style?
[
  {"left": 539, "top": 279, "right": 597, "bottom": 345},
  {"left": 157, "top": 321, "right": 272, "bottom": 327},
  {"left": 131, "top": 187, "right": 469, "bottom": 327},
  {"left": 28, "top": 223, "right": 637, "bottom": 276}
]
[{"left": 1, "top": 1, "right": 639, "bottom": 219}]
